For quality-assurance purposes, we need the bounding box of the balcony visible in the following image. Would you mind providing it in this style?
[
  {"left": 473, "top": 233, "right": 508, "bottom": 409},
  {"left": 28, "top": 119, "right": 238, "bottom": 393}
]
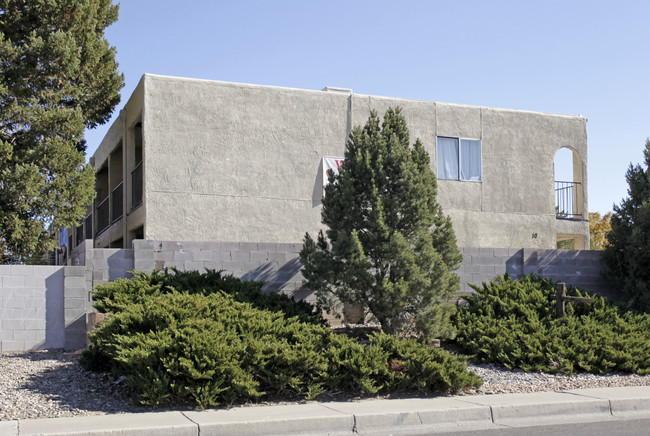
[
  {"left": 555, "top": 181, "right": 582, "bottom": 219},
  {"left": 131, "top": 162, "right": 142, "bottom": 209},
  {"left": 111, "top": 182, "right": 123, "bottom": 223},
  {"left": 96, "top": 197, "right": 109, "bottom": 235}
]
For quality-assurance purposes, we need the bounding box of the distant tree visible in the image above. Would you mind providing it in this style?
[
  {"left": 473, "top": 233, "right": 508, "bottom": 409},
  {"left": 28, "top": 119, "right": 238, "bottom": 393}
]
[
  {"left": 588, "top": 212, "right": 612, "bottom": 250},
  {"left": 300, "top": 107, "right": 462, "bottom": 339},
  {"left": 602, "top": 139, "right": 650, "bottom": 311},
  {"left": 0, "top": 0, "right": 124, "bottom": 262}
]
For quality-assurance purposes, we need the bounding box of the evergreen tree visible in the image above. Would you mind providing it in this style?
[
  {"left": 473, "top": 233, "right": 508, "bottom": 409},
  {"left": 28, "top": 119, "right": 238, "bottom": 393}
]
[
  {"left": 602, "top": 139, "right": 650, "bottom": 312},
  {"left": 300, "top": 107, "right": 462, "bottom": 339},
  {"left": 0, "top": 0, "right": 123, "bottom": 262}
]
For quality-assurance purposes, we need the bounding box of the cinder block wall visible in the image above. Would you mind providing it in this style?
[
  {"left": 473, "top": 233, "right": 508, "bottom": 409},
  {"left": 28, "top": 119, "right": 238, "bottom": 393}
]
[
  {"left": 456, "top": 247, "right": 614, "bottom": 298},
  {"left": 0, "top": 265, "right": 90, "bottom": 352},
  {"left": 133, "top": 240, "right": 307, "bottom": 299},
  {"left": 131, "top": 241, "right": 615, "bottom": 302},
  {"left": 0, "top": 241, "right": 616, "bottom": 353}
]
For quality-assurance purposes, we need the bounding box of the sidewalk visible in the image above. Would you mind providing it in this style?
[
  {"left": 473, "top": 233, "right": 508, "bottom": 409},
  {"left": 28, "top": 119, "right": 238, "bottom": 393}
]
[{"left": 1, "top": 386, "right": 649, "bottom": 436}]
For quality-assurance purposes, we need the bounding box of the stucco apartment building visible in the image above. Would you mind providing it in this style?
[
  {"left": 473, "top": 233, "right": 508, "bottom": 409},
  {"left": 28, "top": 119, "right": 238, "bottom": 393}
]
[{"left": 64, "top": 74, "right": 589, "bottom": 258}]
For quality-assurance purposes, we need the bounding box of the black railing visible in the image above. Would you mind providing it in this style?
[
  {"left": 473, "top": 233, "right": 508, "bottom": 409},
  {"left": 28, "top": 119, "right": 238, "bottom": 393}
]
[
  {"left": 75, "top": 223, "right": 84, "bottom": 246},
  {"left": 131, "top": 161, "right": 142, "bottom": 209},
  {"left": 555, "top": 181, "right": 582, "bottom": 218},
  {"left": 85, "top": 213, "right": 93, "bottom": 240},
  {"left": 96, "top": 196, "right": 109, "bottom": 235},
  {"left": 111, "top": 182, "right": 123, "bottom": 223}
]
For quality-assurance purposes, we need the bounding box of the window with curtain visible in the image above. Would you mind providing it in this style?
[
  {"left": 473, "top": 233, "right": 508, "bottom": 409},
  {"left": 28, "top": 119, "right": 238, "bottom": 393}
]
[{"left": 436, "top": 136, "right": 482, "bottom": 181}]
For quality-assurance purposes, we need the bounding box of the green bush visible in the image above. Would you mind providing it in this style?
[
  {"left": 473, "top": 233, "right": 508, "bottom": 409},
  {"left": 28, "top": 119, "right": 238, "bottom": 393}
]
[
  {"left": 453, "top": 275, "right": 650, "bottom": 375},
  {"left": 91, "top": 268, "right": 323, "bottom": 325},
  {"left": 82, "top": 290, "right": 481, "bottom": 408}
]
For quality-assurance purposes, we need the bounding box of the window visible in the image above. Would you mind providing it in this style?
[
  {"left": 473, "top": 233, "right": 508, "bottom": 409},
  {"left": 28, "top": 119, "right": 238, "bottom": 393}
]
[{"left": 436, "top": 137, "right": 482, "bottom": 181}]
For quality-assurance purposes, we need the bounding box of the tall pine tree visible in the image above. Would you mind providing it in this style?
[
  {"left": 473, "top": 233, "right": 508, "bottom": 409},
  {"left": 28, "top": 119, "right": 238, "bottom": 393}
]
[
  {"left": 602, "top": 139, "right": 650, "bottom": 312},
  {"left": 0, "top": 0, "right": 123, "bottom": 262},
  {"left": 300, "top": 107, "right": 462, "bottom": 339}
]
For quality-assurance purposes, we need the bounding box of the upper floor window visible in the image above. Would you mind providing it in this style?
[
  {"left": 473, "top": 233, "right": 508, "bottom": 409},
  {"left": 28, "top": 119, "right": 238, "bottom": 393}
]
[{"left": 436, "top": 136, "right": 482, "bottom": 181}]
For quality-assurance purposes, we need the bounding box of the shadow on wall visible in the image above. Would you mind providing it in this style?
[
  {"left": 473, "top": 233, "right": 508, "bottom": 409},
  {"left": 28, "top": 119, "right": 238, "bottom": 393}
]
[
  {"left": 458, "top": 247, "right": 616, "bottom": 300},
  {"left": 44, "top": 269, "right": 65, "bottom": 349},
  {"left": 243, "top": 256, "right": 309, "bottom": 299}
]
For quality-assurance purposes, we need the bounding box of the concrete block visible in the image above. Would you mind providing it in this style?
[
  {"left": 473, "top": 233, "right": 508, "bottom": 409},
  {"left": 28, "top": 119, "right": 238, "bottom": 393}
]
[
  {"left": 203, "top": 261, "right": 223, "bottom": 271},
  {"left": 479, "top": 265, "right": 496, "bottom": 275},
  {"left": 161, "top": 240, "right": 183, "bottom": 251},
  {"left": 4, "top": 298, "right": 25, "bottom": 309},
  {"left": 154, "top": 250, "right": 175, "bottom": 261},
  {"left": 275, "top": 242, "right": 295, "bottom": 252},
  {"left": 9, "top": 265, "right": 35, "bottom": 276},
  {"left": 172, "top": 250, "right": 193, "bottom": 261},
  {"left": 2, "top": 275, "right": 25, "bottom": 288},
  {"left": 257, "top": 242, "right": 277, "bottom": 252},
  {"left": 65, "top": 287, "right": 89, "bottom": 299},
  {"left": 64, "top": 267, "right": 85, "bottom": 277},
  {"left": 134, "top": 260, "right": 155, "bottom": 272},
  {"left": 24, "top": 319, "right": 46, "bottom": 330},
  {"left": 64, "top": 276, "right": 87, "bottom": 289},
  {"left": 133, "top": 239, "right": 155, "bottom": 249},
  {"left": 183, "top": 261, "right": 205, "bottom": 271},
  {"left": 238, "top": 242, "right": 258, "bottom": 252},
  {"left": 462, "top": 247, "right": 480, "bottom": 256},
  {"left": 267, "top": 252, "right": 288, "bottom": 263},
  {"left": 135, "top": 249, "right": 155, "bottom": 261},
  {"left": 193, "top": 250, "right": 214, "bottom": 261},
  {"left": 0, "top": 341, "right": 25, "bottom": 352},
  {"left": 13, "top": 329, "right": 36, "bottom": 341},
  {"left": 181, "top": 241, "right": 202, "bottom": 252},
  {"left": 492, "top": 247, "right": 510, "bottom": 257},
  {"left": 220, "top": 242, "right": 240, "bottom": 252},
  {"left": 24, "top": 276, "right": 48, "bottom": 289},
  {"left": 0, "top": 330, "right": 13, "bottom": 340},
  {"left": 200, "top": 241, "right": 222, "bottom": 251},
  {"left": 250, "top": 251, "right": 269, "bottom": 262},
  {"left": 64, "top": 306, "right": 86, "bottom": 321},
  {"left": 230, "top": 251, "right": 250, "bottom": 263}
]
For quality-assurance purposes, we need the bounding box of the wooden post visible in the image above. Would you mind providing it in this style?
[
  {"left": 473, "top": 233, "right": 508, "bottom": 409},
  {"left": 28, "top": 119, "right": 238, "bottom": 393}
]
[{"left": 555, "top": 282, "right": 593, "bottom": 317}]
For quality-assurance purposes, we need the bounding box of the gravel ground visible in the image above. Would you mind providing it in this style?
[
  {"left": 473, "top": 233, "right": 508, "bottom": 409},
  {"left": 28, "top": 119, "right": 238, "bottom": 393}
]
[{"left": 1, "top": 350, "right": 649, "bottom": 421}]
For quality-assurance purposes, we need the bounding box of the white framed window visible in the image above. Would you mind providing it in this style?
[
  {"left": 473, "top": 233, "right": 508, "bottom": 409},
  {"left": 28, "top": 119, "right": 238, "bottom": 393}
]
[{"left": 436, "top": 136, "right": 482, "bottom": 181}]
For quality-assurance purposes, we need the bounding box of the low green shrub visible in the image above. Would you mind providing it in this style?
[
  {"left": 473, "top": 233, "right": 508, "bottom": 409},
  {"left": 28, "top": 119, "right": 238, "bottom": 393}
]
[
  {"left": 453, "top": 275, "right": 650, "bottom": 375},
  {"left": 82, "top": 290, "right": 481, "bottom": 408},
  {"left": 91, "top": 268, "right": 323, "bottom": 325}
]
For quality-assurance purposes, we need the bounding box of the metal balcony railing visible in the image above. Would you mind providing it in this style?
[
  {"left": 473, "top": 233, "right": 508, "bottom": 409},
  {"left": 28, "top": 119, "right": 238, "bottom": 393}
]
[
  {"left": 131, "top": 161, "right": 143, "bottom": 209},
  {"left": 96, "top": 197, "right": 109, "bottom": 235},
  {"left": 555, "top": 181, "right": 582, "bottom": 219},
  {"left": 111, "top": 182, "right": 123, "bottom": 223},
  {"left": 85, "top": 213, "right": 93, "bottom": 240},
  {"left": 75, "top": 223, "right": 84, "bottom": 246}
]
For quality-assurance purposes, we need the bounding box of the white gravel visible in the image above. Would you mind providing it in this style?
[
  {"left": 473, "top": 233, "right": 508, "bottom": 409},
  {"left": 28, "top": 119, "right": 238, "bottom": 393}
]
[{"left": 1, "top": 351, "right": 648, "bottom": 421}]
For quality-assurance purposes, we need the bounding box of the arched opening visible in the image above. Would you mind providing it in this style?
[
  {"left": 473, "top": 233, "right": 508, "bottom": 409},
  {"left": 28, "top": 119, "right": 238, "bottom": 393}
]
[
  {"left": 554, "top": 147, "right": 585, "bottom": 249},
  {"left": 554, "top": 147, "right": 584, "bottom": 219}
]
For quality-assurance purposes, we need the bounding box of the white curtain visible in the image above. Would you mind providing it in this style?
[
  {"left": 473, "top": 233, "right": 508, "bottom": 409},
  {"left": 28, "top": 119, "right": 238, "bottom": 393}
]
[
  {"left": 436, "top": 137, "right": 459, "bottom": 179},
  {"left": 460, "top": 139, "right": 481, "bottom": 181}
]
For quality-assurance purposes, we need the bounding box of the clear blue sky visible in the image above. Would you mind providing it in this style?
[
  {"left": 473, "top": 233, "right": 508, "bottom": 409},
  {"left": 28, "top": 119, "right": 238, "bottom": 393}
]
[{"left": 84, "top": 0, "right": 650, "bottom": 215}]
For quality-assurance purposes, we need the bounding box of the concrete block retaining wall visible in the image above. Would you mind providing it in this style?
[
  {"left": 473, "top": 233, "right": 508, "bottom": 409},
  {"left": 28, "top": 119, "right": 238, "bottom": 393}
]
[
  {"left": 457, "top": 247, "right": 614, "bottom": 299},
  {"left": 0, "top": 240, "right": 616, "bottom": 352},
  {"left": 0, "top": 265, "right": 90, "bottom": 352},
  {"left": 133, "top": 240, "right": 307, "bottom": 300}
]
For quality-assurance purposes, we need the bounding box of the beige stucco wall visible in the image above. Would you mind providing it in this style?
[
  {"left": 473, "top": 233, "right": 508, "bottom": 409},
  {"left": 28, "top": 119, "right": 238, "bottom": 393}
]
[{"left": 93, "top": 74, "right": 589, "bottom": 249}]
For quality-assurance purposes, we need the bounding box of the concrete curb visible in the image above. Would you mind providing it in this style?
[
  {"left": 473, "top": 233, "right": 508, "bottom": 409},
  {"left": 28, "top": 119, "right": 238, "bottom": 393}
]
[{"left": 3, "top": 386, "right": 649, "bottom": 435}]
